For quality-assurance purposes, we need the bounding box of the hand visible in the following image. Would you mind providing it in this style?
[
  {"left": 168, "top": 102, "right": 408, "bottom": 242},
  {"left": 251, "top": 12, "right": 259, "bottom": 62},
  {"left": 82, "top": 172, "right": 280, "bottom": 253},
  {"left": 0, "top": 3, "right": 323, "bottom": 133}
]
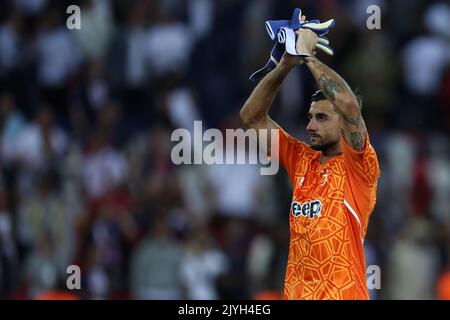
[
  {"left": 278, "top": 15, "right": 319, "bottom": 69},
  {"left": 279, "top": 15, "right": 308, "bottom": 68},
  {"left": 295, "top": 28, "right": 318, "bottom": 56}
]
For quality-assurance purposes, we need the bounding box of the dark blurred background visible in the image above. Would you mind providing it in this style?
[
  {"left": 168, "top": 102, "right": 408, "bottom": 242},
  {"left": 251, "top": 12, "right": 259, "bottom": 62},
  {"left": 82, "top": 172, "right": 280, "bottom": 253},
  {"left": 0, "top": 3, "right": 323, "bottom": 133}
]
[{"left": 0, "top": 0, "right": 449, "bottom": 300}]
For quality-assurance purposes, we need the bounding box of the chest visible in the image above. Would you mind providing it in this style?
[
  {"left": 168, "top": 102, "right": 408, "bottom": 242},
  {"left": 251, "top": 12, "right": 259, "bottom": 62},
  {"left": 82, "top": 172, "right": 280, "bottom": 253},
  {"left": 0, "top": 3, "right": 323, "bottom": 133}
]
[
  {"left": 293, "top": 158, "right": 346, "bottom": 201},
  {"left": 289, "top": 157, "right": 349, "bottom": 228}
]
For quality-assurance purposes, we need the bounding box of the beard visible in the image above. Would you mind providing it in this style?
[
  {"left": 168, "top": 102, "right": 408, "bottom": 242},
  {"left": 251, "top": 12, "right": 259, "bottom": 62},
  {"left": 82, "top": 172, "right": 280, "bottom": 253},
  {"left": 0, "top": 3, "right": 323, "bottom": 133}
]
[{"left": 310, "top": 136, "right": 340, "bottom": 152}]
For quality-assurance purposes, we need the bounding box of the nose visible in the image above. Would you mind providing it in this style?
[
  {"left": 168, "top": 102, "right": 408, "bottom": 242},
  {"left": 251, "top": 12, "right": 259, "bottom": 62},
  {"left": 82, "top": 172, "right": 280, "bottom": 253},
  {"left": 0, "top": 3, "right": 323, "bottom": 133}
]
[{"left": 307, "top": 118, "right": 318, "bottom": 132}]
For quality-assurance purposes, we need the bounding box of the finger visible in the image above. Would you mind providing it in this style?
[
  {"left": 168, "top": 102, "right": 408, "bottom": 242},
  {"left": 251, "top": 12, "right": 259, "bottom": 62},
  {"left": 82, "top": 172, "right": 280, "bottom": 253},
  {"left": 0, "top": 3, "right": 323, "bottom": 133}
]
[
  {"left": 316, "top": 43, "right": 334, "bottom": 56},
  {"left": 303, "top": 19, "right": 335, "bottom": 31},
  {"left": 301, "top": 15, "right": 306, "bottom": 23},
  {"left": 318, "top": 37, "right": 330, "bottom": 45}
]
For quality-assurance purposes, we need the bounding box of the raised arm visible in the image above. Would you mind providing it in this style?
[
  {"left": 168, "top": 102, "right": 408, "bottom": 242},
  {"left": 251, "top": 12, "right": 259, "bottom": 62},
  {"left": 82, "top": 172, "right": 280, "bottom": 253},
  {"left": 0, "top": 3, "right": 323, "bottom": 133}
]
[
  {"left": 239, "top": 53, "right": 303, "bottom": 154},
  {"left": 240, "top": 15, "right": 312, "bottom": 155},
  {"left": 296, "top": 29, "right": 367, "bottom": 151}
]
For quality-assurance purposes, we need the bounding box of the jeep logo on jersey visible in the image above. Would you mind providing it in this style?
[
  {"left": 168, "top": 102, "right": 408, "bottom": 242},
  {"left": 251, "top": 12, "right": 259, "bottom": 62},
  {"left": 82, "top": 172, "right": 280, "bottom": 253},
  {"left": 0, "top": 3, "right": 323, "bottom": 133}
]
[{"left": 292, "top": 200, "right": 322, "bottom": 219}]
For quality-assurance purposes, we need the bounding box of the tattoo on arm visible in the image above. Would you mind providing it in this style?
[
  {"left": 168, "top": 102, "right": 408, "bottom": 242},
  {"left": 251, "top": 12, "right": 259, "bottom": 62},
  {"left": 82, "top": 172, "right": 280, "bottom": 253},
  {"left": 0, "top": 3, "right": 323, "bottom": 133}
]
[
  {"left": 341, "top": 113, "right": 367, "bottom": 150},
  {"left": 350, "top": 131, "right": 364, "bottom": 150},
  {"left": 319, "top": 74, "right": 343, "bottom": 102}
]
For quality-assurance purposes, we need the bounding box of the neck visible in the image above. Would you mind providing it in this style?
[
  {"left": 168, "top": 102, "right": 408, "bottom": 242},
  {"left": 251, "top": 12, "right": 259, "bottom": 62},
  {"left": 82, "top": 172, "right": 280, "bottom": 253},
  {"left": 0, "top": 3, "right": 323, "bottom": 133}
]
[{"left": 320, "top": 141, "right": 343, "bottom": 164}]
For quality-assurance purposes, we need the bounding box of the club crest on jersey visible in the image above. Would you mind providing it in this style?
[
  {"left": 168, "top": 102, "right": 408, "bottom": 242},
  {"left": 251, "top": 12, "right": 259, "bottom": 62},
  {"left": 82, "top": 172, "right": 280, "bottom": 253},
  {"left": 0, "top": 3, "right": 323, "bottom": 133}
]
[{"left": 291, "top": 200, "right": 322, "bottom": 219}]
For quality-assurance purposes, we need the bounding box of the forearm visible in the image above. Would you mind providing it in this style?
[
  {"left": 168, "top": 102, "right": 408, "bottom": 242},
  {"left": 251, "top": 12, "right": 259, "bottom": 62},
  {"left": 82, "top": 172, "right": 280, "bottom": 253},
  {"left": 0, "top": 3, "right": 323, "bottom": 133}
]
[
  {"left": 304, "top": 56, "right": 360, "bottom": 121},
  {"left": 240, "top": 64, "right": 294, "bottom": 125}
]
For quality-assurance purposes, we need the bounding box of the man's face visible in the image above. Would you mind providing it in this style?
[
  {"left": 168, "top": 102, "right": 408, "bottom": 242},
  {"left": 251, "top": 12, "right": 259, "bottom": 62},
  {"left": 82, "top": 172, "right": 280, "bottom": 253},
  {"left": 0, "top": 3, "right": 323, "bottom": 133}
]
[{"left": 306, "top": 100, "right": 341, "bottom": 151}]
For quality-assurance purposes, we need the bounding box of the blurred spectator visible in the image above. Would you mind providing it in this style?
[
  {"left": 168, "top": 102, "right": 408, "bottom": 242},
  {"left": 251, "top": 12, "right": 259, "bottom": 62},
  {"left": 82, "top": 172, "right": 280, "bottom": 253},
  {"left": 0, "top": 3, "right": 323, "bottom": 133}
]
[
  {"left": 17, "top": 170, "right": 75, "bottom": 275},
  {"left": 342, "top": 31, "right": 398, "bottom": 126},
  {"left": 400, "top": 2, "right": 450, "bottom": 128},
  {"left": 0, "top": 8, "right": 23, "bottom": 84},
  {"left": 180, "top": 221, "right": 228, "bottom": 300},
  {"left": 36, "top": 7, "right": 81, "bottom": 114},
  {"left": 385, "top": 217, "right": 440, "bottom": 299},
  {"left": 130, "top": 216, "right": 183, "bottom": 299},
  {"left": 123, "top": 0, "right": 151, "bottom": 89},
  {"left": 73, "top": 0, "right": 113, "bottom": 61},
  {"left": 247, "top": 227, "right": 275, "bottom": 295},
  {"left": 205, "top": 117, "right": 262, "bottom": 219},
  {"left": 84, "top": 241, "right": 111, "bottom": 299},
  {"left": 23, "top": 232, "right": 61, "bottom": 299},
  {"left": 0, "top": 92, "right": 26, "bottom": 167},
  {"left": 206, "top": 162, "right": 260, "bottom": 219},
  {"left": 0, "top": 190, "right": 18, "bottom": 298},
  {"left": 175, "top": 163, "right": 214, "bottom": 219},
  {"left": 77, "top": 182, "right": 137, "bottom": 298},
  {"left": 13, "top": 105, "right": 68, "bottom": 195},
  {"left": 240, "top": 0, "right": 273, "bottom": 83},
  {"left": 249, "top": 222, "right": 288, "bottom": 300},
  {"left": 147, "top": 4, "right": 194, "bottom": 79},
  {"left": 214, "top": 217, "right": 253, "bottom": 299},
  {"left": 81, "top": 129, "right": 127, "bottom": 200},
  {"left": 439, "top": 66, "right": 450, "bottom": 129},
  {"left": 166, "top": 85, "right": 202, "bottom": 134},
  {"left": 187, "top": 0, "right": 215, "bottom": 42},
  {"left": 423, "top": 2, "right": 450, "bottom": 39},
  {"left": 427, "top": 133, "right": 450, "bottom": 224},
  {"left": 379, "top": 132, "right": 416, "bottom": 234},
  {"left": 126, "top": 124, "right": 176, "bottom": 215},
  {"left": 82, "top": 60, "right": 110, "bottom": 112},
  {"left": 402, "top": 33, "right": 449, "bottom": 96},
  {"left": 15, "top": 0, "right": 48, "bottom": 17}
]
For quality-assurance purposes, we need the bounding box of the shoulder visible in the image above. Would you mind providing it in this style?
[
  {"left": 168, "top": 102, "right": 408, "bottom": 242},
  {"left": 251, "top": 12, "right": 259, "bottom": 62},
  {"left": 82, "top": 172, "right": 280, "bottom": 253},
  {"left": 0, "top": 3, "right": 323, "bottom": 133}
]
[
  {"left": 342, "top": 130, "right": 378, "bottom": 159},
  {"left": 276, "top": 128, "right": 312, "bottom": 151},
  {"left": 342, "top": 131, "right": 380, "bottom": 183}
]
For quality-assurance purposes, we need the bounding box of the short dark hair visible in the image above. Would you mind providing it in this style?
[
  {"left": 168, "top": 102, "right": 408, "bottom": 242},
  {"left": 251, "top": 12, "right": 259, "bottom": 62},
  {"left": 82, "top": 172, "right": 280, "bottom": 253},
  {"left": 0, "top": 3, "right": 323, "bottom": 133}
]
[
  {"left": 310, "top": 89, "right": 363, "bottom": 108},
  {"left": 311, "top": 90, "right": 327, "bottom": 103}
]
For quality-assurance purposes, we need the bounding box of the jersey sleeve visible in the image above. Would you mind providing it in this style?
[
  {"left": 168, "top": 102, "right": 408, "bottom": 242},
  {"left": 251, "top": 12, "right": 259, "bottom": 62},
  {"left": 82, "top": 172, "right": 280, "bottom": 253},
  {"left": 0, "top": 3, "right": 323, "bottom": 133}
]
[
  {"left": 342, "top": 132, "right": 380, "bottom": 187},
  {"left": 272, "top": 128, "right": 309, "bottom": 182},
  {"left": 342, "top": 132, "right": 381, "bottom": 237}
]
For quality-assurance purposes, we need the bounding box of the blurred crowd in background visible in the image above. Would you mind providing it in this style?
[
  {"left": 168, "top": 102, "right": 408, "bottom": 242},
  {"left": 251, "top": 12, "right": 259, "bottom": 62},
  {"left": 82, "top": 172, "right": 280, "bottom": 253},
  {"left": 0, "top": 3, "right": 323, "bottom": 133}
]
[{"left": 0, "top": 0, "right": 449, "bottom": 300}]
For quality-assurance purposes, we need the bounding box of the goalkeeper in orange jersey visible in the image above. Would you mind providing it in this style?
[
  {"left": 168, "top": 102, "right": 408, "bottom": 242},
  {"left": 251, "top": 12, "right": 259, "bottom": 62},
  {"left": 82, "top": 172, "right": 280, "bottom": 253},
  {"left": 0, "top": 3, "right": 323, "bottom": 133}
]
[{"left": 240, "top": 15, "right": 380, "bottom": 300}]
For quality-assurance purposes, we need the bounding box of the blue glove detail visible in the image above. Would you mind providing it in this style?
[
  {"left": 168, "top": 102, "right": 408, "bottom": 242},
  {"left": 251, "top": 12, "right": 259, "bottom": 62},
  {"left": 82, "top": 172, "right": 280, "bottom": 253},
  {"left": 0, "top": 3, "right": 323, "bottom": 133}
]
[
  {"left": 265, "top": 20, "right": 290, "bottom": 41},
  {"left": 250, "top": 8, "right": 336, "bottom": 82},
  {"left": 249, "top": 42, "right": 284, "bottom": 82}
]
